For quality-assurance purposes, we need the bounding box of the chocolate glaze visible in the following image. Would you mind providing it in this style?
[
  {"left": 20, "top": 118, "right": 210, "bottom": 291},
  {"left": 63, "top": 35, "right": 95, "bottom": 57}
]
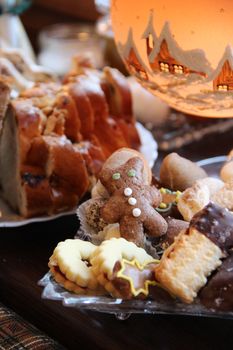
[
  {"left": 199, "top": 251, "right": 233, "bottom": 311},
  {"left": 190, "top": 202, "right": 233, "bottom": 253}
]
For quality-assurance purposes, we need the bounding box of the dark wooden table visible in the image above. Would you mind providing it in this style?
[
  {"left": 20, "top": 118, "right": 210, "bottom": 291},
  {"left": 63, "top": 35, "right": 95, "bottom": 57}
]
[{"left": 0, "top": 128, "right": 233, "bottom": 350}]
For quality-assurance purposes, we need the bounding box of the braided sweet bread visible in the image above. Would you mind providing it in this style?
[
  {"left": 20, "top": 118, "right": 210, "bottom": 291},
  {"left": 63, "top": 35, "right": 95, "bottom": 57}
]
[{"left": 0, "top": 65, "right": 140, "bottom": 217}]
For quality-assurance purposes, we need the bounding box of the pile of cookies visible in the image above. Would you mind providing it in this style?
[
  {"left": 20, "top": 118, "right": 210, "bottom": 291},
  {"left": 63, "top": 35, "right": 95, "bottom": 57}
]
[
  {"left": 48, "top": 148, "right": 233, "bottom": 311},
  {"left": 49, "top": 237, "right": 158, "bottom": 299}
]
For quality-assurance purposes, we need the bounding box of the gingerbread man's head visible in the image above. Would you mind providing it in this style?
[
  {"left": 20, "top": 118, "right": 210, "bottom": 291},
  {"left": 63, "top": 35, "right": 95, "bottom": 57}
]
[{"left": 99, "top": 157, "right": 147, "bottom": 195}]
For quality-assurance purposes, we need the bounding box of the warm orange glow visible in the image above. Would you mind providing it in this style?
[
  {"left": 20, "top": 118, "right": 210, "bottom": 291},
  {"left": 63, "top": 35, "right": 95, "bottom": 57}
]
[
  {"left": 112, "top": 0, "right": 233, "bottom": 69},
  {"left": 111, "top": 0, "right": 233, "bottom": 117}
]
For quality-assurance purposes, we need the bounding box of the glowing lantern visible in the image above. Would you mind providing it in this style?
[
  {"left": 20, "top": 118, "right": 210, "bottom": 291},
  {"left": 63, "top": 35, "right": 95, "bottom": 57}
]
[{"left": 111, "top": 0, "right": 233, "bottom": 117}]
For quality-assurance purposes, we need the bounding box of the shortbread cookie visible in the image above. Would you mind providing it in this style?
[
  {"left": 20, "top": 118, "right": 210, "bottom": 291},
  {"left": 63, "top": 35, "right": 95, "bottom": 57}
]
[
  {"left": 155, "top": 228, "right": 222, "bottom": 303},
  {"left": 177, "top": 177, "right": 224, "bottom": 221},
  {"left": 212, "top": 180, "right": 233, "bottom": 211},
  {"left": 90, "top": 237, "right": 157, "bottom": 298},
  {"left": 197, "top": 177, "right": 224, "bottom": 196},
  {"left": 177, "top": 182, "right": 210, "bottom": 221},
  {"left": 49, "top": 265, "right": 103, "bottom": 295},
  {"left": 49, "top": 239, "right": 101, "bottom": 294},
  {"left": 155, "top": 203, "right": 233, "bottom": 303}
]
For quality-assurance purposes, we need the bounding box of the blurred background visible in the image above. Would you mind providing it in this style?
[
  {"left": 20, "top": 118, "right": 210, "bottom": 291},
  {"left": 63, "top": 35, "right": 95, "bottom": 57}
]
[
  {"left": 20, "top": 0, "right": 129, "bottom": 74},
  {"left": 1, "top": 0, "right": 233, "bottom": 151},
  {"left": 22, "top": 0, "right": 100, "bottom": 48}
]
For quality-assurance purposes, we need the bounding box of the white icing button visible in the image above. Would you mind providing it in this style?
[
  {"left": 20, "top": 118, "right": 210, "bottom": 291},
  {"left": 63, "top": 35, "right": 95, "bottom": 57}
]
[
  {"left": 124, "top": 187, "right": 133, "bottom": 196},
  {"left": 128, "top": 197, "right": 137, "bottom": 206},
  {"left": 132, "top": 208, "right": 141, "bottom": 217}
]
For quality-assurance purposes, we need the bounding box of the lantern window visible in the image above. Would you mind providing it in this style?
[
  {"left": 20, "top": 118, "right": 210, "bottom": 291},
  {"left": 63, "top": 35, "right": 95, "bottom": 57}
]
[
  {"left": 217, "top": 84, "right": 228, "bottom": 91},
  {"left": 160, "top": 62, "right": 169, "bottom": 73},
  {"left": 174, "top": 64, "right": 184, "bottom": 74}
]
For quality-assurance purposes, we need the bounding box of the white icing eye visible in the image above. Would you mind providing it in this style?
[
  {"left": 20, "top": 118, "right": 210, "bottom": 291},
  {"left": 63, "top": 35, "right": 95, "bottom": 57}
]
[
  {"left": 128, "top": 197, "right": 137, "bottom": 206},
  {"left": 132, "top": 208, "right": 141, "bottom": 217},
  {"left": 124, "top": 187, "right": 133, "bottom": 196}
]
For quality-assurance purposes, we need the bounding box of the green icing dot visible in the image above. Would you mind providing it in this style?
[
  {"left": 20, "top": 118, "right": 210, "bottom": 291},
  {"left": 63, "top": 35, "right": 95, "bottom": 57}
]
[
  {"left": 112, "top": 172, "right": 121, "bottom": 180},
  {"left": 128, "top": 169, "right": 136, "bottom": 177}
]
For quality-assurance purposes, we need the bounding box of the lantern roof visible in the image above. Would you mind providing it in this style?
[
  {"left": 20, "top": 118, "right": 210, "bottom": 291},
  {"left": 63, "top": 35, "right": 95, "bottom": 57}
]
[
  {"left": 149, "top": 21, "right": 212, "bottom": 76},
  {"left": 208, "top": 45, "right": 233, "bottom": 81}
]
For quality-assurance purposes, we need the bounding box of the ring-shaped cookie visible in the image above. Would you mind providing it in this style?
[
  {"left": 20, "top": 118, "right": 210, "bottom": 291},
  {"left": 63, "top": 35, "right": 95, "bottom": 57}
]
[{"left": 49, "top": 239, "right": 99, "bottom": 292}]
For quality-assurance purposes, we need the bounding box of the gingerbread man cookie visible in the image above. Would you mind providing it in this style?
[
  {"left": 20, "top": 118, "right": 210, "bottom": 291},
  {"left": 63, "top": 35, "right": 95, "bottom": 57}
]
[{"left": 99, "top": 157, "right": 168, "bottom": 246}]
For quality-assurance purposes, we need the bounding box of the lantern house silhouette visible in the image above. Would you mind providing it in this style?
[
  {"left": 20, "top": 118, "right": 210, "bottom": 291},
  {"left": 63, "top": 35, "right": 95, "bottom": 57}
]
[
  {"left": 120, "top": 28, "right": 148, "bottom": 81},
  {"left": 212, "top": 46, "right": 233, "bottom": 91},
  {"left": 147, "top": 22, "right": 208, "bottom": 78}
]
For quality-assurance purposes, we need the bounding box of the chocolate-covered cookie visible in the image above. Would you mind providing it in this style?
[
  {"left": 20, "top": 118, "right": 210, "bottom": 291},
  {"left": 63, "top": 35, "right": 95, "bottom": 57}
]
[
  {"left": 155, "top": 202, "right": 229, "bottom": 303},
  {"left": 200, "top": 252, "right": 233, "bottom": 311},
  {"left": 190, "top": 202, "right": 233, "bottom": 254}
]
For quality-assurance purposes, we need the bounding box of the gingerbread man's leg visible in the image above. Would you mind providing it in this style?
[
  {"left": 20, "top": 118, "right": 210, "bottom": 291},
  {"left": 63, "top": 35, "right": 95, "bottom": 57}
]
[
  {"left": 143, "top": 208, "right": 168, "bottom": 237},
  {"left": 120, "top": 216, "right": 145, "bottom": 247}
]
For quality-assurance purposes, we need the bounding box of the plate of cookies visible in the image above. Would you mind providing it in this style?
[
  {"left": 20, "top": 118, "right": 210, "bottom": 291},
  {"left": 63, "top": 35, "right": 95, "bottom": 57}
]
[
  {"left": 40, "top": 148, "right": 233, "bottom": 318},
  {"left": 0, "top": 60, "right": 157, "bottom": 227}
]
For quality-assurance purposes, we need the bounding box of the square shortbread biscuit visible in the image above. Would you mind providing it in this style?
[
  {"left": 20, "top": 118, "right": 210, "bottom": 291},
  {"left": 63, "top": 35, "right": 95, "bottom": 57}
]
[{"left": 155, "top": 228, "right": 223, "bottom": 303}]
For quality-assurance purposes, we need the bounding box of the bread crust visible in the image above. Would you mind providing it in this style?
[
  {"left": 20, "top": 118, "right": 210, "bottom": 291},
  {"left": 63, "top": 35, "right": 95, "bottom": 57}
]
[{"left": 0, "top": 66, "right": 140, "bottom": 217}]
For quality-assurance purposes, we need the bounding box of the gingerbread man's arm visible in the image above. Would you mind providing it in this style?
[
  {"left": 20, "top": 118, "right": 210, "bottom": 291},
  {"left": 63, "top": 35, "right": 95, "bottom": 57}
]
[
  {"left": 144, "top": 185, "right": 162, "bottom": 208},
  {"left": 143, "top": 207, "right": 168, "bottom": 237},
  {"left": 101, "top": 196, "right": 122, "bottom": 224}
]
